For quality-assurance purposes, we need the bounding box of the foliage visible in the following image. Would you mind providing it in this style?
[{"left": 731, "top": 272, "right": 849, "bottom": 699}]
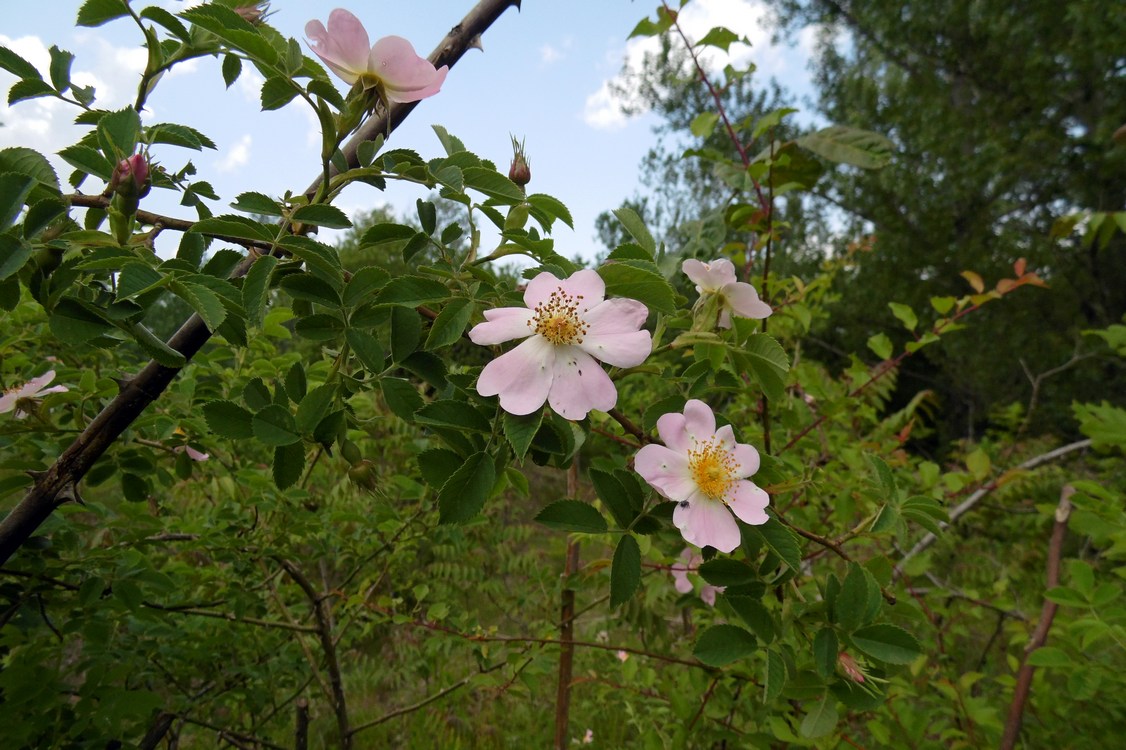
[{"left": 0, "top": 1, "right": 1123, "bottom": 749}]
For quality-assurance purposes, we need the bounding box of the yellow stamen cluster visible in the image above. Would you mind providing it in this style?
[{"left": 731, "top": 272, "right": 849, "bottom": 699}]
[
  {"left": 688, "top": 439, "right": 736, "bottom": 501},
  {"left": 532, "top": 289, "right": 589, "bottom": 346}
]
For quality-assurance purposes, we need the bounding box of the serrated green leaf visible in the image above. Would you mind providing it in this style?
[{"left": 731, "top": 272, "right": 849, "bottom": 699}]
[
  {"left": 611, "top": 207, "right": 656, "bottom": 256},
  {"left": 380, "top": 377, "right": 422, "bottom": 421},
  {"left": 800, "top": 695, "right": 838, "bottom": 738},
  {"left": 77, "top": 0, "right": 129, "bottom": 27},
  {"left": 726, "top": 595, "right": 775, "bottom": 642},
  {"left": 462, "top": 166, "right": 524, "bottom": 202},
  {"left": 96, "top": 107, "right": 141, "bottom": 160},
  {"left": 416, "top": 400, "right": 491, "bottom": 432},
  {"left": 526, "top": 193, "right": 573, "bottom": 230},
  {"left": 202, "top": 400, "right": 255, "bottom": 439},
  {"left": 850, "top": 624, "right": 922, "bottom": 664},
  {"left": 192, "top": 215, "right": 276, "bottom": 243},
  {"left": 347, "top": 328, "right": 386, "bottom": 372},
  {"left": 241, "top": 254, "right": 277, "bottom": 327},
  {"left": 7, "top": 79, "right": 54, "bottom": 105},
  {"left": 754, "top": 517, "right": 801, "bottom": 573},
  {"left": 1026, "top": 646, "right": 1072, "bottom": 669},
  {"left": 737, "top": 334, "right": 789, "bottom": 401},
  {"left": 273, "top": 442, "right": 304, "bottom": 490},
  {"left": 116, "top": 262, "right": 165, "bottom": 300},
  {"left": 610, "top": 534, "right": 641, "bottom": 606},
  {"left": 375, "top": 276, "right": 449, "bottom": 307},
  {"left": 598, "top": 262, "right": 673, "bottom": 313},
  {"left": 836, "top": 563, "right": 870, "bottom": 632},
  {"left": 693, "top": 624, "right": 757, "bottom": 666},
  {"left": 390, "top": 305, "right": 421, "bottom": 361},
  {"left": 295, "top": 384, "right": 335, "bottom": 433},
  {"left": 438, "top": 451, "right": 495, "bottom": 523},
  {"left": 764, "top": 648, "right": 787, "bottom": 703},
  {"left": 503, "top": 409, "right": 542, "bottom": 461},
  {"left": 294, "top": 312, "right": 344, "bottom": 341},
  {"left": 699, "top": 559, "right": 756, "bottom": 586},
  {"left": 590, "top": 468, "right": 635, "bottom": 528},
  {"left": 292, "top": 203, "right": 352, "bottom": 229},
  {"left": 252, "top": 404, "right": 300, "bottom": 446},
  {"left": 690, "top": 111, "right": 720, "bottom": 139},
  {"left": 796, "top": 125, "right": 894, "bottom": 169},
  {"left": 170, "top": 280, "right": 226, "bottom": 331},
  {"left": 0, "top": 45, "right": 41, "bottom": 80},
  {"left": 867, "top": 332, "right": 893, "bottom": 360},
  {"left": 59, "top": 144, "right": 113, "bottom": 181},
  {"left": 0, "top": 174, "right": 34, "bottom": 231},
  {"left": 0, "top": 236, "right": 31, "bottom": 280},
  {"left": 425, "top": 297, "right": 473, "bottom": 349},
  {"left": 696, "top": 26, "right": 741, "bottom": 51},
  {"left": 417, "top": 448, "right": 463, "bottom": 488},
  {"left": 888, "top": 301, "right": 917, "bottom": 331},
  {"left": 535, "top": 500, "right": 608, "bottom": 533},
  {"left": 48, "top": 298, "right": 113, "bottom": 344}
]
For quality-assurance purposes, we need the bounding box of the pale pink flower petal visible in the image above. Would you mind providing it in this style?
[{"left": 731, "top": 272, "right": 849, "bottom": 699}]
[
  {"left": 581, "top": 299, "right": 652, "bottom": 367},
  {"left": 728, "top": 481, "right": 770, "bottom": 526},
  {"left": 725, "top": 280, "right": 772, "bottom": 320},
  {"left": 369, "top": 36, "right": 448, "bottom": 103},
  {"left": 305, "top": 9, "right": 371, "bottom": 84},
  {"left": 655, "top": 411, "right": 691, "bottom": 453},
  {"left": 557, "top": 268, "right": 606, "bottom": 314},
  {"left": 616, "top": 650, "right": 629, "bottom": 662},
  {"left": 674, "top": 495, "right": 742, "bottom": 553},
  {"left": 671, "top": 548, "right": 698, "bottom": 593},
  {"left": 547, "top": 348, "right": 616, "bottom": 420},
  {"left": 522, "top": 270, "right": 565, "bottom": 309},
  {"left": 476, "top": 336, "right": 554, "bottom": 415},
  {"left": 634, "top": 444, "right": 694, "bottom": 501},
  {"left": 682, "top": 258, "right": 737, "bottom": 291},
  {"left": 467, "top": 307, "right": 534, "bottom": 345},
  {"left": 683, "top": 399, "right": 716, "bottom": 443},
  {"left": 700, "top": 584, "right": 720, "bottom": 606},
  {"left": 0, "top": 370, "right": 69, "bottom": 417}
]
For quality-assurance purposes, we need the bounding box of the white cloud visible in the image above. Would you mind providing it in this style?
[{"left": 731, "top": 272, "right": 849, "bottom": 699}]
[
  {"left": 216, "top": 133, "right": 251, "bottom": 172},
  {"left": 583, "top": 0, "right": 810, "bottom": 130},
  {"left": 541, "top": 44, "right": 562, "bottom": 64}
]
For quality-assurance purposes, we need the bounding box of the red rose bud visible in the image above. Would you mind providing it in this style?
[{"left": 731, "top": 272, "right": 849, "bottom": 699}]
[
  {"left": 110, "top": 153, "right": 151, "bottom": 203},
  {"left": 234, "top": 1, "right": 270, "bottom": 25},
  {"left": 508, "top": 135, "right": 531, "bottom": 187}
]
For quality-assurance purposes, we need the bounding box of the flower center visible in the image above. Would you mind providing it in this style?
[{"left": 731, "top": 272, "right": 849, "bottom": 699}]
[
  {"left": 688, "top": 439, "right": 736, "bottom": 501},
  {"left": 532, "top": 289, "right": 589, "bottom": 346}
]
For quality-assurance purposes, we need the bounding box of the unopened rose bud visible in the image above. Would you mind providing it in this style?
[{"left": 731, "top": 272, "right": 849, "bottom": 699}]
[
  {"left": 838, "top": 651, "right": 865, "bottom": 683},
  {"left": 508, "top": 135, "right": 531, "bottom": 187},
  {"left": 110, "top": 153, "right": 151, "bottom": 203},
  {"left": 348, "top": 459, "right": 378, "bottom": 491}
]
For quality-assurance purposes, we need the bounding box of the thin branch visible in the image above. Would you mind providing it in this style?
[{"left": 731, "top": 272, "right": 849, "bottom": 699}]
[
  {"left": 893, "top": 440, "right": 1091, "bottom": 577},
  {"left": 554, "top": 461, "right": 582, "bottom": 750},
  {"left": 1000, "top": 485, "right": 1073, "bottom": 750}
]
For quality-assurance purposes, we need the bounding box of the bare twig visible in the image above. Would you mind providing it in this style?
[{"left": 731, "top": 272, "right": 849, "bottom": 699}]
[
  {"left": 554, "top": 461, "right": 582, "bottom": 750},
  {"left": 294, "top": 698, "right": 309, "bottom": 750},
  {"left": 1000, "top": 486, "right": 1073, "bottom": 750},
  {"left": 893, "top": 440, "right": 1091, "bottom": 577}
]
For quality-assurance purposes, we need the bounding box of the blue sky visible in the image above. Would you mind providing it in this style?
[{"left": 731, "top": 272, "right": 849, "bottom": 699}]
[{"left": 1, "top": 0, "right": 817, "bottom": 260}]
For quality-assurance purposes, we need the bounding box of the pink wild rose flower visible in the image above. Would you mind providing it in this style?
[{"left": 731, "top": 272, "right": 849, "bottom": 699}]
[
  {"left": 682, "top": 258, "right": 771, "bottom": 329},
  {"left": 305, "top": 9, "right": 447, "bottom": 103},
  {"left": 468, "top": 269, "right": 651, "bottom": 420},
  {"left": 670, "top": 548, "right": 725, "bottom": 606},
  {"left": 634, "top": 400, "right": 769, "bottom": 553},
  {"left": 0, "top": 370, "right": 69, "bottom": 419}
]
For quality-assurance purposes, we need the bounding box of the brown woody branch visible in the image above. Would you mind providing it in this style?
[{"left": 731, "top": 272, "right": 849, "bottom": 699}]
[{"left": 1000, "top": 485, "right": 1073, "bottom": 750}]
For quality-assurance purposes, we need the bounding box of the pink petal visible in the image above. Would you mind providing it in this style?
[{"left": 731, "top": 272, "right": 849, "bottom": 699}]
[
  {"left": 723, "top": 281, "right": 772, "bottom": 319},
  {"left": 671, "top": 563, "right": 693, "bottom": 594},
  {"left": 547, "top": 347, "right": 616, "bottom": 420},
  {"left": 558, "top": 269, "right": 606, "bottom": 314},
  {"left": 655, "top": 411, "right": 691, "bottom": 453},
  {"left": 369, "top": 36, "right": 446, "bottom": 102},
  {"left": 0, "top": 392, "right": 16, "bottom": 414},
  {"left": 580, "top": 298, "right": 651, "bottom": 367},
  {"left": 673, "top": 495, "right": 741, "bottom": 553},
  {"left": 468, "top": 307, "right": 534, "bottom": 345},
  {"left": 523, "top": 271, "right": 564, "bottom": 310},
  {"left": 24, "top": 370, "right": 57, "bottom": 394},
  {"left": 728, "top": 481, "right": 770, "bottom": 526},
  {"left": 305, "top": 10, "right": 371, "bottom": 84},
  {"left": 476, "top": 335, "right": 554, "bottom": 415},
  {"left": 634, "top": 444, "right": 694, "bottom": 501},
  {"left": 683, "top": 399, "right": 717, "bottom": 443},
  {"left": 731, "top": 442, "right": 760, "bottom": 478},
  {"left": 682, "top": 258, "right": 737, "bottom": 292},
  {"left": 700, "top": 584, "right": 720, "bottom": 606}
]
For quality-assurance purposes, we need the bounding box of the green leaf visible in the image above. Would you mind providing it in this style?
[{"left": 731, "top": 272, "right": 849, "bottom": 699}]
[
  {"left": 76, "top": 0, "right": 129, "bottom": 27},
  {"left": 390, "top": 305, "right": 421, "bottom": 361},
  {"left": 418, "top": 448, "right": 464, "bottom": 489},
  {"left": 589, "top": 468, "right": 636, "bottom": 528},
  {"left": 295, "top": 384, "right": 335, "bottom": 433},
  {"left": 49, "top": 298, "right": 113, "bottom": 344},
  {"left": 116, "top": 262, "right": 165, "bottom": 300},
  {"left": 59, "top": 144, "right": 114, "bottom": 181},
  {"left": 231, "top": 191, "right": 282, "bottom": 217},
  {"left": 737, "top": 334, "right": 790, "bottom": 401},
  {"left": 726, "top": 595, "right": 775, "bottom": 643},
  {"left": 374, "top": 276, "right": 449, "bottom": 307},
  {"left": 888, "top": 302, "right": 917, "bottom": 332},
  {"left": 1026, "top": 646, "right": 1072, "bottom": 669},
  {"left": 597, "top": 262, "right": 674, "bottom": 314},
  {"left": 526, "top": 193, "right": 574, "bottom": 230},
  {"left": 850, "top": 624, "right": 922, "bottom": 665},
  {"left": 690, "top": 112, "right": 720, "bottom": 139},
  {"left": 462, "top": 166, "right": 524, "bottom": 202},
  {"left": 754, "top": 517, "right": 801, "bottom": 573},
  {"left": 170, "top": 280, "right": 227, "bottom": 332},
  {"left": 835, "top": 563, "right": 870, "bottom": 632},
  {"left": 280, "top": 273, "right": 340, "bottom": 307},
  {"left": 241, "top": 254, "right": 278, "bottom": 327},
  {"left": 343, "top": 266, "right": 388, "bottom": 307},
  {"left": 7, "top": 79, "right": 54, "bottom": 104},
  {"left": 610, "top": 534, "right": 642, "bottom": 607},
  {"left": 1044, "top": 586, "right": 1088, "bottom": 608},
  {"left": 611, "top": 207, "right": 656, "bottom": 257},
  {"left": 180, "top": 5, "right": 278, "bottom": 66},
  {"left": 814, "top": 629, "right": 839, "bottom": 680},
  {"left": 222, "top": 54, "right": 242, "bottom": 88},
  {"left": 425, "top": 298, "right": 473, "bottom": 350},
  {"left": 252, "top": 404, "right": 301, "bottom": 446},
  {"left": 416, "top": 400, "right": 491, "bottom": 432},
  {"left": 347, "top": 329, "right": 386, "bottom": 373},
  {"left": 764, "top": 648, "right": 787, "bottom": 703},
  {"left": 48, "top": 46, "right": 75, "bottom": 92},
  {"left": 503, "top": 409, "right": 542, "bottom": 461},
  {"left": 696, "top": 26, "right": 741, "bottom": 51},
  {"left": 796, "top": 125, "right": 894, "bottom": 169},
  {"left": 0, "top": 45, "right": 41, "bottom": 80},
  {"left": 800, "top": 695, "right": 838, "bottom": 738},
  {"left": 535, "top": 500, "right": 608, "bottom": 533},
  {"left": 0, "top": 235, "right": 31, "bottom": 280},
  {"left": 380, "top": 377, "right": 423, "bottom": 421},
  {"left": 96, "top": 107, "right": 141, "bottom": 160},
  {"left": 273, "top": 442, "right": 305, "bottom": 490},
  {"left": 438, "top": 451, "right": 496, "bottom": 523},
  {"left": 202, "top": 400, "right": 255, "bottom": 439},
  {"left": 292, "top": 203, "right": 352, "bottom": 229},
  {"left": 699, "top": 559, "right": 757, "bottom": 586},
  {"left": 0, "top": 173, "right": 35, "bottom": 231},
  {"left": 294, "top": 313, "right": 344, "bottom": 342},
  {"left": 867, "top": 332, "right": 893, "bottom": 360},
  {"left": 693, "top": 624, "right": 757, "bottom": 667}
]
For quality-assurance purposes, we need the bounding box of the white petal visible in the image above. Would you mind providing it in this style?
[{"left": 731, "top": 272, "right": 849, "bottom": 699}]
[
  {"left": 475, "top": 336, "right": 554, "bottom": 415},
  {"left": 673, "top": 494, "right": 741, "bottom": 553},
  {"left": 683, "top": 399, "right": 717, "bottom": 443},
  {"left": 728, "top": 481, "right": 770, "bottom": 526},
  {"left": 547, "top": 347, "right": 616, "bottom": 420},
  {"left": 634, "top": 444, "right": 695, "bottom": 501},
  {"left": 467, "top": 307, "right": 534, "bottom": 345}
]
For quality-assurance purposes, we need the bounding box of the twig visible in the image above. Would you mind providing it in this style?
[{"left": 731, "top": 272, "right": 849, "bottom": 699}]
[
  {"left": 893, "top": 440, "right": 1091, "bottom": 577},
  {"left": 554, "top": 461, "right": 582, "bottom": 750},
  {"left": 294, "top": 698, "right": 309, "bottom": 750},
  {"left": 1000, "top": 485, "right": 1073, "bottom": 750}
]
